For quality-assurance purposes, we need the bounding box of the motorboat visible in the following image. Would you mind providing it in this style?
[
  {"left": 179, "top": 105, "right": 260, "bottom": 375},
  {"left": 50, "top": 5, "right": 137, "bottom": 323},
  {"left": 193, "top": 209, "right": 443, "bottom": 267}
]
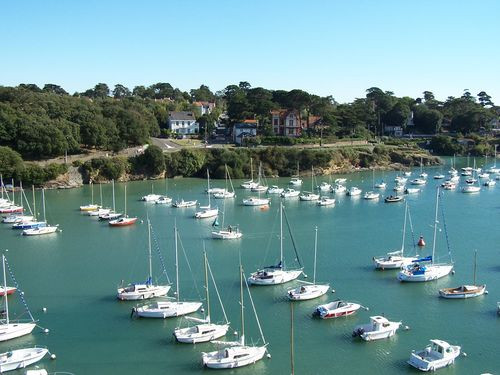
[
  {"left": 483, "top": 179, "right": 496, "bottom": 187},
  {"left": 352, "top": 316, "right": 401, "bottom": 341},
  {"left": 317, "top": 197, "right": 335, "bottom": 206},
  {"left": 141, "top": 194, "right": 162, "bottom": 202},
  {"left": 465, "top": 177, "right": 477, "bottom": 184},
  {"left": 393, "top": 184, "right": 405, "bottom": 192},
  {"left": 363, "top": 191, "right": 379, "bottom": 200},
  {"left": 172, "top": 199, "right": 197, "bottom": 208},
  {"left": 385, "top": 195, "right": 404, "bottom": 203},
  {"left": 98, "top": 212, "right": 122, "bottom": 220},
  {"left": 374, "top": 181, "right": 386, "bottom": 189},
  {"left": 242, "top": 197, "right": 270, "bottom": 206},
  {"left": 206, "top": 187, "right": 226, "bottom": 194},
  {"left": 2, "top": 215, "right": 33, "bottom": 224},
  {"left": 405, "top": 188, "right": 420, "bottom": 194},
  {"left": 299, "top": 192, "right": 320, "bottom": 201},
  {"left": 332, "top": 184, "right": 346, "bottom": 194},
  {"left": 433, "top": 174, "right": 445, "bottom": 179},
  {"left": 439, "top": 284, "right": 486, "bottom": 299},
  {"left": 155, "top": 196, "right": 173, "bottom": 204},
  {"left": 313, "top": 300, "right": 361, "bottom": 319},
  {"left": 347, "top": 187, "right": 362, "bottom": 196},
  {"left": 267, "top": 185, "right": 284, "bottom": 194},
  {"left": 79, "top": 204, "right": 101, "bottom": 211},
  {"left": 478, "top": 172, "right": 490, "bottom": 179},
  {"left": 194, "top": 207, "right": 218, "bottom": 219},
  {"left": 213, "top": 191, "right": 235, "bottom": 199},
  {"left": 211, "top": 226, "right": 243, "bottom": 239},
  {"left": 88, "top": 208, "right": 111, "bottom": 216},
  {"left": 442, "top": 181, "right": 456, "bottom": 190},
  {"left": 407, "top": 339, "right": 461, "bottom": 372},
  {"left": 334, "top": 178, "right": 347, "bottom": 184},
  {"left": 251, "top": 185, "right": 268, "bottom": 193},
  {"left": 280, "top": 188, "right": 300, "bottom": 198},
  {"left": 0, "top": 347, "right": 49, "bottom": 373},
  {"left": 461, "top": 185, "right": 480, "bottom": 193},
  {"left": 317, "top": 182, "right": 332, "bottom": 192},
  {"left": 289, "top": 177, "right": 302, "bottom": 186},
  {"left": 410, "top": 178, "right": 426, "bottom": 185}
]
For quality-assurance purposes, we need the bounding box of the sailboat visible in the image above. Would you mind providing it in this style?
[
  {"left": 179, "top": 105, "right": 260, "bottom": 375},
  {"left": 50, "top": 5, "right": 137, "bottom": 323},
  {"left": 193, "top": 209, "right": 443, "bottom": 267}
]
[
  {"left": 117, "top": 217, "right": 170, "bottom": 300},
  {"left": 242, "top": 172, "right": 270, "bottom": 206},
  {"left": 12, "top": 186, "right": 45, "bottom": 230},
  {"left": 174, "top": 251, "right": 230, "bottom": 343},
  {"left": 195, "top": 170, "right": 219, "bottom": 219},
  {"left": 486, "top": 144, "right": 500, "bottom": 174},
  {"left": 89, "top": 183, "right": 112, "bottom": 216},
  {"left": 398, "top": 187, "right": 454, "bottom": 282},
  {"left": 419, "top": 157, "right": 428, "bottom": 179},
  {"left": 201, "top": 264, "right": 268, "bottom": 369},
  {"left": 462, "top": 161, "right": 481, "bottom": 194},
  {"left": 251, "top": 163, "right": 268, "bottom": 193},
  {"left": 141, "top": 184, "right": 162, "bottom": 202},
  {"left": 287, "top": 227, "right": 329, "bottom": 300},
  {"left": 132, "top": 225, "right": 202, "bottom": 318},
  {"left": 299, "top": 167, "right": 320, "bottom": 201},
  {"left": 439, "top": 250, "right": 486, "bottom": 299},
  {"left": 240, "top": 158, "right": 258, "bottom": 189},
  {"left": 248, "top": 201, "right": 303, "bottom": 285},
  {"left": 2, "top": 181, "right": 34, "bottom": 224},
  {"left": 0, "top": 255, "right": 36, "bottom": 341},
  {"left": 155, "top": 179, "right": 172, "bottom": 204},
  {"left": 22, "top": 189, "right": 59, "bottom": 236},
  {"left": 364, "top": 169, "right": 380, "bottom": 200},
  {"left": 373, "top": 203, "right": 419, "bottom": 269},
  {"left": 109, "top": 185, "right": 137, "bottom": 226},
  {"left": 80, "top": 182, "right": 101, "bottom": 211},
  {"left": 212, "top": 192, "right": 242, "bottom": 240},
  {"left": 214, "top": 165, "right": 236, "bottom": 199},
  {"left": 99, "top": 180, "right": 122, "bottom": 220},
  {"left": 289, "top": 162, "right": 303, "bottom": 186}
]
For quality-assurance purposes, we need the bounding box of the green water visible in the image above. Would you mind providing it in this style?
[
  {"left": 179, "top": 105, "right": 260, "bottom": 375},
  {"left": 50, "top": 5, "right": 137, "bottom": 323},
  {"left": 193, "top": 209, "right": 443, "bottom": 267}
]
[{"left": 1, "top": 159, "right": 499, "bottom": 374}]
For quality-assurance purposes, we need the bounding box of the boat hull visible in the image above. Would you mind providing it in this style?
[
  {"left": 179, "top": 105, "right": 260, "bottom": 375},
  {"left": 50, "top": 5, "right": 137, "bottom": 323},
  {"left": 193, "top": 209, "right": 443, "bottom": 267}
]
[
  {"left": 117, "top": 285, "right": 170, "bottom": 301},
  {"left": 202, "top": 345, "right": 266, "bottom": 369},
  {"left": 174, "top": 323, "right": 229, "bottom": 344},
  {"left": 133, "top": 301, "right": 202, "bottom": 319},
  {"left": 211, "top": 230, "right": 242, "bottom": 240},
  {"left": 287, "top": 284, "right": 329, "bottom": 300},
  {"left": 439, "top": 285, "right": 486, "bottom": 299},
  {"left": 248, "top": 269, "right": 302, "bottom": 286},
  {"left": 398, "top": 265, "right": 453, "bottom": 282},
  {"left": 0, "top": 323, "right": 36, "bottom": 342},
  {"left": 0, "top": 347, "right": 48, "bottom": 372}
]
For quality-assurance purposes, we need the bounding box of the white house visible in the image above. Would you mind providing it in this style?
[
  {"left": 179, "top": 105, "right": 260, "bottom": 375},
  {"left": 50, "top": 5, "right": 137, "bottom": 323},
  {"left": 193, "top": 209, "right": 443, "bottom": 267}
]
[
  {"left": 168, "top": 111, "right": 199, "bottom": 134},
  {"left": 233, "top": 122, "right": 257, "bottom": 145},
  {"left": 193, "top": 101, "right": 215, "bottom": 116}
]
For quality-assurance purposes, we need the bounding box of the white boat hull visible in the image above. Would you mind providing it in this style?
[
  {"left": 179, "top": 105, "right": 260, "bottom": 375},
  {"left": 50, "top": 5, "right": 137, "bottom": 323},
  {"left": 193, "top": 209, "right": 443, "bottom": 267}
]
[
  {"left": 211, "top": 230, "right": 242, "bottom": 240},
  {"left": 439, "top": 285, "right": 486, "bottom": 299},
  {"left": 174, "top": 323, "right": 229, "bottom": 344},
  {"left": 0, "top": 347, "right": 48, "bottom": 372},
  {"left": 242, "top": 198, "right": 269, "bottom": 206},
  {"left": 0, "top": 323, "right": 36, "bottom": 342},
  {"left": 398, "top": 264, "right": 453, "bottom": 282},
  {"left": 299, "top": 193, "right": 320, "bottom": 201},
  {"left": 22, "top": 226, "right": 58, "bottom": 236},
  {"left": 133, "top": 301, "right": 202, "bottom": 318},
  {"left": 248, "top": 269, "right": 302, "bottom": 285},
  {"left": 287, "top": 284, "right": 329, "bottom": 300},
  {"left": 213, "top": 192, "right": 235, "bottom": 199},
  {"left": 194, "top": 208, "right": 218, "bottom": 219},
  {"left": 408, "top": 347, "right": 460, "bottom": 371},
  {"left": 202, "top": 345, "right": 266, "bottom": 369},
  {"left": 373, "top": 255, "right": 418, "bottom": 269},
  {"left": 117, "top": 285, "right": 170, "bottom": 301}
]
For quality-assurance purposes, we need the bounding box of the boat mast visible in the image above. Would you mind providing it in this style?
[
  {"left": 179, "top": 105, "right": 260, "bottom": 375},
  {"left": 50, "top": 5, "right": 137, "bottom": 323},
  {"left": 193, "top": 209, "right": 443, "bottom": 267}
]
[
  {"left": 207, "top": 169, "right": 211, "bottom": 208},
  {"left": 147, "top": 216, "right": 152, "bottom": 281},
  {"left": 2, "top": 255, "right": 9, "bottom": 325},
  {"left": 473, "top": 250, "right": 477, "bottom": 286},
  {"left": 401, "top": 203, "right": 408, "bottom": 254},
  {"left": 32, "top": 186, "right": 36, "bottom": 221},
  {"left": 239, "top": 262, "right": 245, "bottom": 345},
  {"left": 112, "top": 180, "right": 116, "bottom": 212},
  {"left": 280, "top": 201, "right": 284, "bottom": 266},
  {"left": 19, "top": 180, "right": 23, "bottom": 211},
  {"left": 311, "top": 166, "right": 314, "bottom": 192},
  {"left": 431, "top": 187, "right": 440, "bottom": 265},
  {"left": 11, "top": 179, "right": 14, "bottom": 205},
  {"left": 290, "top": 301, "right": 294, "bottom": 375},
  {"left": 204, "top": 248, "right": 210, "bottom": 322},
  {"left": 250, "top": 158, "right": 253, "bottom": 182},
  {"left": 313, "top": 226, "right": 318, "bottom": 284},
  {"left": 42, "top": 188, "right": 47, "bottom": 222},
  {"left": 124, "top": 185, "right": 127, "bottom": 217},
  {"left": 0, "top": 175, "right": 3, "bottom": 200},
  {"left": 175, "top": 224, "right": 179, "bottom": 303},
  {"left": 99, "top": 183, "right": 103, "bottom": 207},
  {"left": 227, "top": 165, "right": 235, "bottom": 194},
  {"left": 91, "top": 181, "right": 94, "bottom": 205}
]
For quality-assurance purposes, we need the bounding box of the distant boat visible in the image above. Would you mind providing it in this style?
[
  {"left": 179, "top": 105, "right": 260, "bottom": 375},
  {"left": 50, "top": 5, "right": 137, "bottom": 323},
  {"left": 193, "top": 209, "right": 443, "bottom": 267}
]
[
  {"left": 22, "top": 189, "right": 58, "bottom": 236},
  {"left": 267, "top": 185, "right": 284, "bottom": 194},
  {"left": 352, "top": 315, "right": 401, "bottom": 341},
  {"left": 99, "top": 180, "right": 122, "bottom": 220},
  {"left": 173, "top": 199, "right": 197, "bottom": 208},
  {"left": 213, "top": 165, "right": 236, "bottom": 199},
  {"left": 141, "top": 184, "right": 162, "bottom": 202},
  {"left": 240, "top": 158, "right": 258, "bottom": 189},
  {"left": 0, "top": 347, "right": 49, "bottom": 372},
  {"left": 195, "top": 170, "right": 218, "bottom": 219},
  {"left": 211, "top": 191, "right": 242, "bottom": 240},
  {"left": 384, "top": 195, "right": 404, "bottom": 203},
  {"left": 80, "top": 182, "right": 101, "bottom": 211},
  {"left": 317, "top": 196, "right": 335, "bottom": 206},
  {"left": 299, "top": 166, "right": 320, "bottom": 201},
  {"left": 313, "top": 300, "right": 362, "bottom": 319},
  {"left": 117, "top": 217, "right": 170, "bottom": 300},
  {"left": 280, "top": 188, "right": 300, "bottom": 198},
  {"left": 287, "top": 227, "right": 329, "bottom": 300},
  {"left": 289, "top": 162, "right": 302, "bottom": 186},
  {"left": 109, "top": 186, "right": 137, "bottom": 227},
  {"left": 347, "top": 187, "right": 362, "bottom": 196}
]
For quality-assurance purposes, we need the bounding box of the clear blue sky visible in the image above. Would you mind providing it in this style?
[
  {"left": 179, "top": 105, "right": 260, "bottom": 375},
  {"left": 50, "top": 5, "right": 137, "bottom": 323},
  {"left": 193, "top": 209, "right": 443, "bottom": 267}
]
[{"left": 2, "top": 0, "right": 499, "bottom": 103}]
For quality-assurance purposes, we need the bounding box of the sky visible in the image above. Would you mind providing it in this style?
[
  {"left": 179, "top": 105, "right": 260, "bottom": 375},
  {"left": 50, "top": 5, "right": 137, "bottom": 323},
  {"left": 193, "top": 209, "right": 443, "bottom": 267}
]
[{"left": 1, "top": 0, "right": 499, "bottom": 103}]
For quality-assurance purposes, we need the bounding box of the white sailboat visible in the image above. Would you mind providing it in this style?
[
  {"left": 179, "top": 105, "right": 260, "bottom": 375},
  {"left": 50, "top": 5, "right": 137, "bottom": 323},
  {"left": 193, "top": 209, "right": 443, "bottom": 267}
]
[
  {"left": 141, "top": 184, "right": 162, "bottom": 202},
  {"left": 213, "top": 165, "right": 236, "bottom": 199},
  {"left": 80, "top": 182, "right": 101, "bottom": 211},
  {"left": 398, "top": 187, "right": 454, "bottom": 282},
  {"left": 99, "top": 180, "right": 122, "bottom": 220},
  {"left": 109, "top": 185, "right": 137, "bottom": 226},
  {"left": 364, "top": 169, "right": 380, "bottom": 200},
  {"left": 174, "top": 251, "right": 230, "bottom": 343},
  {"left": 287, "top": 227, "right": 329, "bottom": 300},
  {"left": 240, "top": 158, "right": 258, "bottom": 189},
  {"left": 2, "top": 182, "right": 33, "bottom": 224},
  {"left": 132, "top": 225, "right": 202, "bottom": 318},
  {"left": 280, "top": 188, "right": 300, "bottom": 198},
  {"left": 195, "top": 170, "right": 218, "bottom": 219},
  {"left": 22, "top": 189, "right": 59, "bottom": 236},
  {"left": 202, "top": 265, "right": 268, "bottom": 369},
  {"left": 0, "top": 255, "right": 36, "bottom": 342},
  {"left": 242, "top": 166, "right": 270, "bottom": 206},
  {"left": 486, "top": 145, "right": 500, "bottom": 174},
  {"left": 248, "top": 201, "right": 303, "bottom": 285},
  {"left": 373, "top": 203, "right": 418, "bottom": 269},
  {"left": 419, "top": 157, "right": 428, "bottom": 179},
  {"left": 299, "top": 167, "right": 320, "bottom": 201},
  {"left": 117, "top": 218, "right": 170, "bottom": 300},
  {"left": 88, "top": 183, "right": 111, "bottom": 216},
  {"left": 212, "top": 193, "right": 242, "bottom": 240},
  {"left": 462, "top": 163, "right": 481, "bottom": 193},
  {"left": 289, "top": 162, "right": 302, "bottom": 186},
  {"left": 251, "top": 163, "right": 268, "bottom": 193}
]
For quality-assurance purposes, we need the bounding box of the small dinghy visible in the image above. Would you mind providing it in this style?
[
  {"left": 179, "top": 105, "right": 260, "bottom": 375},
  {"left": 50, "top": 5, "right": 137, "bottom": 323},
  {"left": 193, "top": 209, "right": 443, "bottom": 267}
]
[
  {"left": 352, "top": 316, "right": 401, "bottom": 341},
  {"left": 385, "top": 195, "right": 404, "bottom": 203},
  {"left": 172, "top": 199, "right": 197, "bottom": 208},
  {"left": 408, "top": 339, "right": 461, "bottom": 372},
  {"left": 317, "top": 197, "right": 335, "bottom": 206},
  {"left": 313, "top": 300, "right": 361, "bottom": 319}
]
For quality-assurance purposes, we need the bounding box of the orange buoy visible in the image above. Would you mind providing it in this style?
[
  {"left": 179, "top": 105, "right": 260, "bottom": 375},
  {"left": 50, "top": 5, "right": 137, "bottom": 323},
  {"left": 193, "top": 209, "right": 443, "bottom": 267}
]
[
  {"left": 260, "top": 205, "right": 269, "bottom": 211},
  {"left": 417, "top": 236, "right": 426, "bottom": 247}
]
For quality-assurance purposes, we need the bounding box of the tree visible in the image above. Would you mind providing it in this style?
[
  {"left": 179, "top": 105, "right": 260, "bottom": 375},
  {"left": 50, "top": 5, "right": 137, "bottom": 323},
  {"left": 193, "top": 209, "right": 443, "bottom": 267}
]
[
  {"left": 113, "top": 84, "right": 131, "bottom": 99},
  {"left": 477, "top": 91, "right": 493, "bottom": 107},
  {"left": 382, "top": 100, "right": 410, "bottom": 128},
  {"left": 413, "top": 106, "right": 443, "bottom": 134},
  {"left": 140, "top": 145, "right": 165, "bottom": 175},
  {"left": 93, "top": 83, "right": 110, "bottom": 99},
  {"left": 43, "top": 84, "right": 68, "bottom": 95},
  {"left": 190, "top": 85, "right": 215, "bottom": 102},
  {"left": 0, "top": 146, "right": 24, "bottom": 179}
]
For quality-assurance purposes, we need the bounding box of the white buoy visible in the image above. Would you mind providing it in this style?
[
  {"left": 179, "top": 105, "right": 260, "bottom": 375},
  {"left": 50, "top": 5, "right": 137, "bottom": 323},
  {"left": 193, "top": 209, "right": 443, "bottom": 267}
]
[
  {"left": 404, "top": 325, "right": 410, "bottom": 330},
  {"left": 331, "top": 289, "right": 335, "bottom": 293},
  {"left": 462, "top": 352, "right": 467, "bottom": 357},
  {"left": 20, "top": 292, "right": 24, "bottom": 296},
  {"left": 44, "top": 328, "right": 49, "bottom": 333},
  {"left": 451, "top": 270, "right": 455, "bottom": 275},
  {"left": 485, "top": 290, "right": 489, "bottom": 295},
  {"left": 50, "top": 354, "right": 56, "bottom": 360},
  {"left": 200, "top": 308, "right": 205, "bottom": 313},
  {"left": 303, "top": 274, "right": 308, "bottom": 278},
  {"left": 233, "top": 331, "right": 238, "bottom": 335},
  {"left": 266, "top": 353, "right": 271, "bottom": 359},
  {"left": 42, "top": 307, "right": 47, "bottom": 312}
]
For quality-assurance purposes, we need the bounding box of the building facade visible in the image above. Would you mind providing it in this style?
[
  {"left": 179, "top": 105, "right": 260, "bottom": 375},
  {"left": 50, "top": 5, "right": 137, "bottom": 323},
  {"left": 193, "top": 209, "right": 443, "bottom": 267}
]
[{"left": 168, "top": 111, "right": 199, "bottom": 134}]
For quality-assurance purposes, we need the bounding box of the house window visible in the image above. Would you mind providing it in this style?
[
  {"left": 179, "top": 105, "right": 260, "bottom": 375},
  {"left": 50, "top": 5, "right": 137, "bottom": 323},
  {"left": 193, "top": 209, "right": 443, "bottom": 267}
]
[
  {"left": 273, "top": 118, "right": 278, "bottom": 126},
  {"left": 289, "top": 119, "right": 293, "bottom": 127}
]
